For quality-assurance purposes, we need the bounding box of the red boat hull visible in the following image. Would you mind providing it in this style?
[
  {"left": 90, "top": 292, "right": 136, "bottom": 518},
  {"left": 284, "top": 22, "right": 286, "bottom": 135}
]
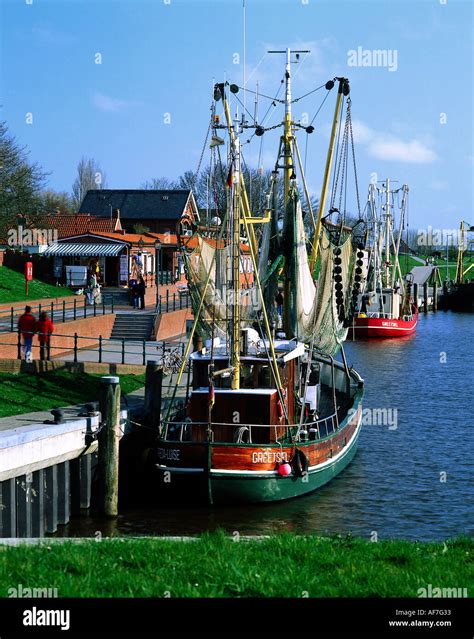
[{"left": 352, "top": 306, "right": 418, "bottom": 339}]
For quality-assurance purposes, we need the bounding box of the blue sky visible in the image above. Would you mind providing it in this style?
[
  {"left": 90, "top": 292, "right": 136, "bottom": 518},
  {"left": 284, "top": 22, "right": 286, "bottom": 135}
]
[{"left": 1, "top": 0, "right": 472, "bottom": 231}]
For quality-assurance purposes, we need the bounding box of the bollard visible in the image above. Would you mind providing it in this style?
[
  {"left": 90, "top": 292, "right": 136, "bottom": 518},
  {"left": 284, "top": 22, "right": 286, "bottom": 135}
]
[
  {"left": 423, "top": 282, "right": 429, "bottom": 313},
  {"left": 10, "top": 307, "right": 14, "bottom": 332},
  {"left": 84, "top": 297, "right": 87, "bottom": 319},
  {"left": 62, "top": 300, "right": 66, "bottom": 323},
  {"left": 73, "top": 298, "right": 77, "bottom": 320},
  {"left": 99, "top": 335, "right": 103, "bottom": 363},
  {"left": 74, "top": 333, "right": 78, "bottom": 363},
  {"left": 17, "top": 330, "right": 21, "bottom": 360},
  {"left": 98, "top": 376, "right": 121, "bottom": 517}
]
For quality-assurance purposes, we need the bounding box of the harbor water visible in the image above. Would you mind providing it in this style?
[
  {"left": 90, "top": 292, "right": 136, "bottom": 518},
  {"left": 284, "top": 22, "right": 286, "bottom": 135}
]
[{"left": 61, "top": 311, "right": 473, "bottom": 541}]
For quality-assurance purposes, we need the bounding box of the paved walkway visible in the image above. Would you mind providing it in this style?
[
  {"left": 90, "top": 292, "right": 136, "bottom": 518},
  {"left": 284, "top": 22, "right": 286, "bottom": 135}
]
[{"left": 0, "top": 386, "right": 146, "bottom": 433}]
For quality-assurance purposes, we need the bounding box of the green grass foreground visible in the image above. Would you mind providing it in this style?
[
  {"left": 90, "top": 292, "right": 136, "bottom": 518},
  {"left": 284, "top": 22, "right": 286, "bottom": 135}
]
[
  {"left": 0, "top": 266, "right": 74, "bottom": 304},
  {"left": 0, "top": 370, "right": 145, "bottom": 417},
  {"left": 0, "top": 533, "right": 472, "bottom": 597}
]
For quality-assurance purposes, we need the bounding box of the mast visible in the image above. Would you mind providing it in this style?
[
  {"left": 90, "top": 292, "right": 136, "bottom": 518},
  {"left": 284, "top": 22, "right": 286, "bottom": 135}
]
[
  {"left": 231, "top": 138, "right": 241, "bottom": 390},
  {"left": 309, "top": 77, "right": 349, "bottom": 273},
  {"left": 283, "top": 47, "right": 293, "bottom": 206},
  {"left": 384, "top": 178, "right": 391, "bottom": 287}
]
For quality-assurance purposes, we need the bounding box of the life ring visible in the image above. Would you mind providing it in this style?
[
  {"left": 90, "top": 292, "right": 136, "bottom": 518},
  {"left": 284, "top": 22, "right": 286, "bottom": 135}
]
[{"left": 291, "top": 448, "right": 309, "bottom": 477}]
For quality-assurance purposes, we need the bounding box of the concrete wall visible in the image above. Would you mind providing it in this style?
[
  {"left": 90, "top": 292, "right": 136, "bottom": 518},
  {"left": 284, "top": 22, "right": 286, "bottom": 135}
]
[
  {"left": 0, "top": 313, "right": 116, "bottom": 360},
  {"left": 155, "top": 308, "right": 192, "bottom": 341}
]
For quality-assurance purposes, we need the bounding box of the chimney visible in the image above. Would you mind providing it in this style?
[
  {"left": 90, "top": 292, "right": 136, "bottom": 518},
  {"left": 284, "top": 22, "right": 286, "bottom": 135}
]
[{"left": 113, "top": 208, "right": 122, "bottom": 231}]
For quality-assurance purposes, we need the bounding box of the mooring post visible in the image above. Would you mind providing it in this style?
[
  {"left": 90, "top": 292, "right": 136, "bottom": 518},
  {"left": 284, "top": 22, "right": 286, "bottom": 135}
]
[
  {"left": 98, "top": 376, "right": 121, "bottom": 517},
  {"left": 31, "top": 470, "right": 45, "bottom": 538},
  {"left": 16, "top": 473, "right": 33, "bottom": 538},
  {"left": 423, "top": 282, "right": 429, "bottom": 313},
  {"left": 413, "top": 282, "right": 419, "bottom": 310},
  {"left": 57, "top": 461, "right": 70, "bottom": 525},
  {"left": 45, "top": 465, "right": 58, "bottom": 534},
  {"left": 0, "top": 478, "right": 17, "bottom": 537},
  {"left": 145, "top": 360, "right": 163, "bottom": 426},
  {"left": 433, "top": 279, "right": 438, "bottom": 312}
]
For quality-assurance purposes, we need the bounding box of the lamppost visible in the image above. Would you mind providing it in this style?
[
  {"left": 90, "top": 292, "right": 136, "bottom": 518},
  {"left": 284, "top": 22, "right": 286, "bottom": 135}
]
[{"left": 155, "top": 239, "right": 162, "bottom": 310}]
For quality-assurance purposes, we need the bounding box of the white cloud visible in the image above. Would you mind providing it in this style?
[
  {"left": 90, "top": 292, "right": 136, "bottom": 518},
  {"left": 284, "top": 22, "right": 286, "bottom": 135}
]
[
  {"left": 368, "top": 139, "right": 437, "bottom": 164},
  {"left": 351, "top": 119, "right": 437, "bottom": 164},
  {"left": 92, "top": 93, "right": 143, "bottom": 113}
]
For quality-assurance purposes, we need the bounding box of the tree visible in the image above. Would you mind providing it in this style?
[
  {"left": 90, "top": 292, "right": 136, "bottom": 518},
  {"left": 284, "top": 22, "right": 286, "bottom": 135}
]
[
  {"left": 142, "top": 177, "right": 178, "bottom": 190},
  {"left": 0, "top": 121, "right": 48, "bottom": 227},
  {"left": 34, "top": 190, "right": 74, "bottom": 216},
  {"left": 72, "top": 157, "right": 107, "bottom": 208}
]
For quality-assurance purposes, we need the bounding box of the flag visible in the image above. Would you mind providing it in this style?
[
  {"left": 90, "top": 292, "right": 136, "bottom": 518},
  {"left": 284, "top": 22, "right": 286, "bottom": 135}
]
[
  {"left": 208, "top": 377, "right": 215, "bottom": 412},
  {"left": 226, "top": 165, "right": 233, "bottom": 189}
]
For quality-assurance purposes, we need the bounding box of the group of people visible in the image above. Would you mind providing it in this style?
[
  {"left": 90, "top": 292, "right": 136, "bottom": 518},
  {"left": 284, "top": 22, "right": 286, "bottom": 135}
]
[
  {"left": 129, "top": 275, "right": 147, "bottom": 310},
  {"left": 17, "top": 306, "right": 55, "bottom": 362}
]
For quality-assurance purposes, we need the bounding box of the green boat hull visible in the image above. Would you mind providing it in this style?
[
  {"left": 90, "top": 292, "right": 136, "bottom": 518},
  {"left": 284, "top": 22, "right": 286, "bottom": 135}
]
[{"left": 209, "top": 424, "right": 361, "bottom": 503}]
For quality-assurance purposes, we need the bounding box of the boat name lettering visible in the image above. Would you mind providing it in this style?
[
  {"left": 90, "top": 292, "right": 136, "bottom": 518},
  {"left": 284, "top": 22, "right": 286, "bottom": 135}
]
[
  {"left": 252, "top": 451, "right": 288, "bottom": 464},
  {"left": 382, "top": 321, "right": 397, "bottom": 327},
  {"left": 157, "top": 448, "right": 180, "bottom": 461}
]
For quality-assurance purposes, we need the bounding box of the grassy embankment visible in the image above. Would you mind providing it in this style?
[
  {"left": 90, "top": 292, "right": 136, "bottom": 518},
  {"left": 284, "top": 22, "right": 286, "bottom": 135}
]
[
  {"left": 0, "top": 370, "right": 146, "bottom": 418},
  {"left": 0, "top": 266, "right": 74, "bottom": 304},
  {"left": 0, "top": 532, "right": 472, "bottom": 597}
]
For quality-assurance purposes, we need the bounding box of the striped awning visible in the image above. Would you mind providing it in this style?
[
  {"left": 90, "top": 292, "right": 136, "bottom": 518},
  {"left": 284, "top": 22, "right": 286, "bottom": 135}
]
[{"left": 44, "top": 242, "right": 126, "bottom": 257}]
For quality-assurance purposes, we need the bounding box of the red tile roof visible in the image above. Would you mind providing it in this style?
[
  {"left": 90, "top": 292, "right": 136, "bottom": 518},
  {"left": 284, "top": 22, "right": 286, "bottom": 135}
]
[{"left": 45, "top": 214, "right": 122, "bottom": 238}]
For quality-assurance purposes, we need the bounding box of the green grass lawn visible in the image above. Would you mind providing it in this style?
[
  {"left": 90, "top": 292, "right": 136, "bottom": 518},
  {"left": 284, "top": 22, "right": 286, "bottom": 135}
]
[
  {"left": 0, "top": 532, "right": 472, "bottom": 597},
  {"left": 0, "top": 266, "right": 74, "bottom": 304},
  {"left": 0, "top": 370, "right": 145, "bottom": 417}
]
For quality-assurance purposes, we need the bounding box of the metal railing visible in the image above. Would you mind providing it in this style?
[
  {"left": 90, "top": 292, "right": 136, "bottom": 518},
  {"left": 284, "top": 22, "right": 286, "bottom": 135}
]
[
  {"left": 0, "top": 290, "right": 192, "bottom": 334},
  {"left": 0, "top": 297, "right": 116, "bottom": 333},
  {"left": 2, "top": 330, "right": 186, "bottom": 366},
  {"left": 161, "top": 411, "right": 341, "bottom": 443}
]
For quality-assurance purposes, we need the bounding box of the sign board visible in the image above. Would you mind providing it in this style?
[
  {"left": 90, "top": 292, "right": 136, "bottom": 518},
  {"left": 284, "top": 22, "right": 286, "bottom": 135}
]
[
  {"left": 24, "top": 261, "right": 33, "bottom": 281},
  {"left": 120, "top": 254, "right": 128, "bottom": 283}
]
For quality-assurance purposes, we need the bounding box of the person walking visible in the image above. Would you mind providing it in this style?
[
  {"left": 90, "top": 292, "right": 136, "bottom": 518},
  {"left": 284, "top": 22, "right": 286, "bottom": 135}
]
[
  {"left": 35, "top": 312, "right": 55, "bottom": 361},
  {"left": 17, "top": 305, "right": 36, "bottom": 362},
  {"left": 136, "top": 275, "right": 146, "bottom": 310}
]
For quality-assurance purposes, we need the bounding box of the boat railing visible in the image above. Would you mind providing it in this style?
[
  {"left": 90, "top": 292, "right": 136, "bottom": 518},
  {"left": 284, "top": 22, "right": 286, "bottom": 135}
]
[
  {"left": 161, "top": 411, "right": 341, "bottom": 443},
  {"left": 363, "top": 311, "right": 414, "bottom": 322}
]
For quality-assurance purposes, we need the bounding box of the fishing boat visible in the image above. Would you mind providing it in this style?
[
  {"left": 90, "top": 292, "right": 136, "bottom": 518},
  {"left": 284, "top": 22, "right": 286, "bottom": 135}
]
[
  {"left": 155, "top": 49, "right": 364, "bottom": 504},
  {"left": 352, "top": 180, "right": 418, "bottom": 339}
]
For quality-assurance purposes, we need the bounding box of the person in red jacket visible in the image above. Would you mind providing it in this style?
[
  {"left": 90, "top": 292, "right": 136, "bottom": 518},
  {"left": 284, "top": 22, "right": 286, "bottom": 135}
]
[
  {"left": 35, "top": 312, "right": 55, "bottom": 361},
  {"left": 18, "top": 306, "right": 36, "bottom": 362}
]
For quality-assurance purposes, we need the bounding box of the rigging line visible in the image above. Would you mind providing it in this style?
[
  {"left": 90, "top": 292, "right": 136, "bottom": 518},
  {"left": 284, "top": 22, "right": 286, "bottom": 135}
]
[
  {"left": 244, "top": 51, "right": 268, "bottom": 88},
  {"left": 310, "top": 88, "right": 331, "bottom": 126},
  {"left": 292, "top": 82, "right": 326, "bottom": 104},
  {"left": 348, "top": 99, "right": 361, "bottom": 217},
  {"left": 243, "top": 0, "right": 246, "bottom": 114},
  {"left": 235, "top": 85, "right": 285, "bottom": 103},
  {"left": 329, "top": 96, "right": 345, "bottom": 210},
  {"left": 233, "top": 91, "right": 257, "bottom": 125}
]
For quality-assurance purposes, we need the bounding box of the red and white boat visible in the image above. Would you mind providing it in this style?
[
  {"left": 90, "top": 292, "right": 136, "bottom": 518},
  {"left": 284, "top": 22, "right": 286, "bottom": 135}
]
[
  {"left": 353, "top": 180, "right": 418, "bottom": 339},
  {"left": 352, "top": 302, "right": 418, "bottom": 338}
]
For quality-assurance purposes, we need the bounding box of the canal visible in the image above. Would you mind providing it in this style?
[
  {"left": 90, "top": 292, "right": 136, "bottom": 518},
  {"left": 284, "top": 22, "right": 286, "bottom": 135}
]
[{"left": 59, "top": 310, "right": 473, "bottom": 541}]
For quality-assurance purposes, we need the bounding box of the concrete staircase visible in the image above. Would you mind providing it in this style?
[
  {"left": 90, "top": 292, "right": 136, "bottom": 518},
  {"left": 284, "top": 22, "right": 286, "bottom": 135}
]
[
  {"left": 110, "top": 312, "right": 155, "bottom": 341},
  {"left": 101, "top": 287, "right": 131, "bottom": 307}
]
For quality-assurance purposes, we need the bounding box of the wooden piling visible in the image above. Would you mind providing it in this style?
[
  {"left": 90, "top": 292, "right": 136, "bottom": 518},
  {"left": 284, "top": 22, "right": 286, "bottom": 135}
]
[
  {"left": 423, "top": 282, "right": 429, "bottom": 313},
  {"left": 413, "top": 282, "right": 419, "bottom": 310},
  {"left": 433, "top": 279, "right": 438, "bottom": 312},
  {"left": 145, "top": 360, "right": 163, "bottom": 427},
  {"left": 16, "top": 473, "right": 33, "bottom": 538},
  {"left": 0, "top": 479, "right": 16, "bottom": 537},
  {"left": 31, "top": 470, "right": 45, "bottom": 538},
  {"left": 57, "top": 461, "right": 70, "bottom": 525},
  {"left": 80, "top": 454, "right": 92, "bottom": 509},
  {"left": 98, "top": 376, "right": 121, "bottom": 517},
  {"left": 45, "top": 465, "right": 58, "bottom": 534}
]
